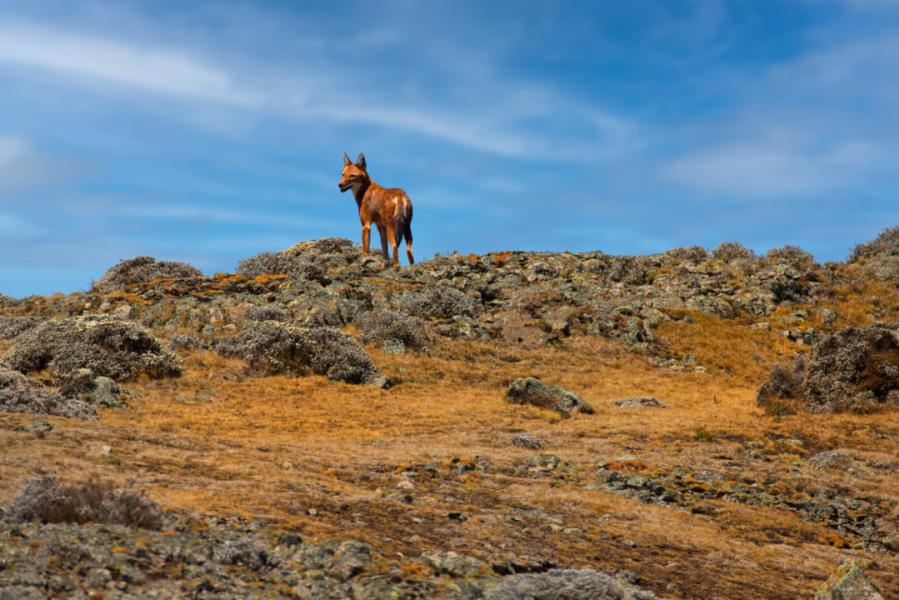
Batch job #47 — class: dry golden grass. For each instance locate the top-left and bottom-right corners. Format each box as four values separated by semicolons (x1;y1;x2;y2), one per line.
0;328;897;598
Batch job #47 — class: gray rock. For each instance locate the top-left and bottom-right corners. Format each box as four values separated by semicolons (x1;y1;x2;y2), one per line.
506;377;594;417
613;397;668;409
420;551;491;578
816;560;884;600
93;376;124;408
485;568;655;600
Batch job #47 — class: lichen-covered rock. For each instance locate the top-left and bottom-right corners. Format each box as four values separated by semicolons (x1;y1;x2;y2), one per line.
0;367;96;419
485;568;655;600
358;309;430;351
59;368;124;408
815;559;884;600
216;321;380;384
3;316;181;384
93;256;203;293
506;377;594;417
613;396;668;409
7;476;164;530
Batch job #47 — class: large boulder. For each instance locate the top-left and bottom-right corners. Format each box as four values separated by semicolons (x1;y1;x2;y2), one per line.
216;321;381;384
506;377;594;417
485;569;655;600
3;316;181;384
758;324;899;413
0;367;95;419
93;256;203;293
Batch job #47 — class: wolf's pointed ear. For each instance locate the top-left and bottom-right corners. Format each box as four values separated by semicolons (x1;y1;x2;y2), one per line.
343;152;352;167
355;153;366;171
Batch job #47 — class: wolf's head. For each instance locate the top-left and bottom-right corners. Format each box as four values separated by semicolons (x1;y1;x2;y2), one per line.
338;152;368;193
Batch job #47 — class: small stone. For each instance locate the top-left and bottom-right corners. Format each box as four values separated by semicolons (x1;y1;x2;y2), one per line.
511;433;544;450
25;419;53;434
614;397;668;409
396;480;415;490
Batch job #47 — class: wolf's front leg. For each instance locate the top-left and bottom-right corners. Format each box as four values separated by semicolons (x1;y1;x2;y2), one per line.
361;224;371;256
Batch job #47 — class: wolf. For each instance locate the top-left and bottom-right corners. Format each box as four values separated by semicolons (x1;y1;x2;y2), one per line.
338;152;414;267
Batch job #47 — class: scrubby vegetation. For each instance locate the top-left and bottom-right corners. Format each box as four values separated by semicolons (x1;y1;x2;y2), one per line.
93;256;203;293
8;476;164;529
216;321;381;384
3;316;181;384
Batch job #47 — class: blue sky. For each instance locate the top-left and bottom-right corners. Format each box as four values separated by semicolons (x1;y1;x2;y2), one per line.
1;1;897;297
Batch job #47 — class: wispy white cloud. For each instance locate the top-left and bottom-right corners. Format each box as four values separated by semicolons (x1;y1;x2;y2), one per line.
662;140;880;197
659;29;898;198
0;21;261;106
0;18;640;161
115;203;343;230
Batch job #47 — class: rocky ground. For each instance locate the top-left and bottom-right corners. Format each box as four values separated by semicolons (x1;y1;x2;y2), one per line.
0;227;897;598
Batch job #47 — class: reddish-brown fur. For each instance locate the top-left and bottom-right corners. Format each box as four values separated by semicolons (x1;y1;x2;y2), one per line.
338;152;414;267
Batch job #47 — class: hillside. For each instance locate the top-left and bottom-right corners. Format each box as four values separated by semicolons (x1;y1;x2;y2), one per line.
0;229;897;599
